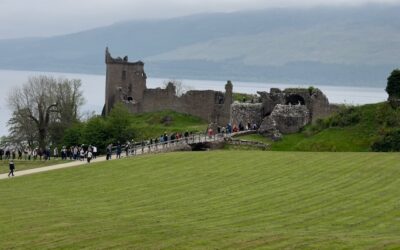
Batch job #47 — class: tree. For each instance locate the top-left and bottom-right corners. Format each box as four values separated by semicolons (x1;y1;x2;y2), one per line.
385;69;400;102
62;123;84;147
49;78;85;145
82;116;110;151
8;76;85;150
106;102;136;143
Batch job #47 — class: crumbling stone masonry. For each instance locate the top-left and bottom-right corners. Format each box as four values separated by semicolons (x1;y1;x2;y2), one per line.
231;103;263;128
232;88;334;139
104;49;334;137
104;48;232;126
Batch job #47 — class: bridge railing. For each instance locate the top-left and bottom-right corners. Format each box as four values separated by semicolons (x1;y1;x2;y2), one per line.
112;130;258;157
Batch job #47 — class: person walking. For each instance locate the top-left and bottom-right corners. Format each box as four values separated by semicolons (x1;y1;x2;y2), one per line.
87;151;93;164
106;144;112;160
116;143;122;159
92;145;97;159
53;147;59;159
8;160;15;177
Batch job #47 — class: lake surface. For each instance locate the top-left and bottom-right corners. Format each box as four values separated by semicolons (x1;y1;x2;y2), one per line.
0;69;387;137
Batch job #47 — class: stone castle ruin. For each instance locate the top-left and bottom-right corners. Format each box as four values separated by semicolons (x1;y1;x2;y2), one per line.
232;88;333;140
104;48;334;139
104;48;232;126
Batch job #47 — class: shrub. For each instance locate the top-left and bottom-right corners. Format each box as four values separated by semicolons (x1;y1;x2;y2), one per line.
385;69;400;99
371;129;400;152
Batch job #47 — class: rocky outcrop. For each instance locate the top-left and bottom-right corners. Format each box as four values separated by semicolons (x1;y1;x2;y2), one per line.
259;104;310;139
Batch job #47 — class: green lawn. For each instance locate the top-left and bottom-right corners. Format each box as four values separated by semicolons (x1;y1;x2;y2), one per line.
130;110;208;140
0;159;68;174
0;151;399;249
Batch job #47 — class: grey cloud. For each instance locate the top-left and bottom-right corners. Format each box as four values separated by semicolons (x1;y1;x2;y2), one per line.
0;0;399;39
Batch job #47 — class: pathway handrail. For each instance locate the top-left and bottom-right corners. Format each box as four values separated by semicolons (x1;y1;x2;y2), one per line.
112;130;257;157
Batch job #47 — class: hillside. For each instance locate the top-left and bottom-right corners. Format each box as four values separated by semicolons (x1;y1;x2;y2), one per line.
0;4;399;86
238;102;400;152
0;151;399;248
129;110;208;140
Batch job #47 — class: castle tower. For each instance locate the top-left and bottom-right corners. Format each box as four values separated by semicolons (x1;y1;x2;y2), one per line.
104;47;147;115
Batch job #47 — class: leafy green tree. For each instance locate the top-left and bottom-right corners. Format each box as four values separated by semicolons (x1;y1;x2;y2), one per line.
62;123;84;147
106;102;136;143
82;116;110;153
385;69;400;99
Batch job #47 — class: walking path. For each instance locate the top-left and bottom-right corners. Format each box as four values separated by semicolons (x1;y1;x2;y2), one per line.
0;156;108;180
0;131;258;180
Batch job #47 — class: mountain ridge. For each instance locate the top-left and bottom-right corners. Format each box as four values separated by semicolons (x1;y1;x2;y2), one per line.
0;4;399;87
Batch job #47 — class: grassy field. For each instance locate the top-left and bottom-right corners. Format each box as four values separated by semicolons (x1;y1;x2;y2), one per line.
130;110;208;140
0;159;68;174
0;151;399;249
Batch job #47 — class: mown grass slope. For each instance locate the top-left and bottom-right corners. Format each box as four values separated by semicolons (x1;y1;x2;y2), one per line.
0;151;399;249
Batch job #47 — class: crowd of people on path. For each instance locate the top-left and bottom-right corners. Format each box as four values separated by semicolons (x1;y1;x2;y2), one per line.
1;120;259;178
0;144;97;163
102;121;258;158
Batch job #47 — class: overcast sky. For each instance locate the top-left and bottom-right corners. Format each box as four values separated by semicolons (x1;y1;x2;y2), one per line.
0;0;399;39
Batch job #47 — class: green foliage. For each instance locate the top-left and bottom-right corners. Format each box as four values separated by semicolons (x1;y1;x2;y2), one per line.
82;116;110;150
236;102;400;152
308;86;315;95
232;92;258;103
371;129;400;152
106;103;136;143
1;151;400;248
309;105;362;131
385;69;400;98
62;123;84;147
61;107;207;150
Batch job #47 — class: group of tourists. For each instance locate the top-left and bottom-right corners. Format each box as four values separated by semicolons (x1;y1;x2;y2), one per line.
0;144;97;163
59;145;97;163
0;147;54;161
2;121;258;177
222;122;258;134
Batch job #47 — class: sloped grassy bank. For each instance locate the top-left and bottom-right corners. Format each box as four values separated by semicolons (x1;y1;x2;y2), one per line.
238;102;400;152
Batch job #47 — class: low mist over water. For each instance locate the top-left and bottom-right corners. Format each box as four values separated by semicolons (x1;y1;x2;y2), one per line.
0;69;387;137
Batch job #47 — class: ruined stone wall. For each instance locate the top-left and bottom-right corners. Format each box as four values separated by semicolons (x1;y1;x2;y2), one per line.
259;87;332;123
309;89;332;122
105;49;233;126
231;103;263;127
140;88;231;125
105;48;146;115
259;104;310;135
141;88;177;112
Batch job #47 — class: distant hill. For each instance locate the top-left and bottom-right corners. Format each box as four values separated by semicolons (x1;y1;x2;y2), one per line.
0;4;399;87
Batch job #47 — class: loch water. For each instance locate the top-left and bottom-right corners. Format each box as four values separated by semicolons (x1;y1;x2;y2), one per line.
0;69;387;136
